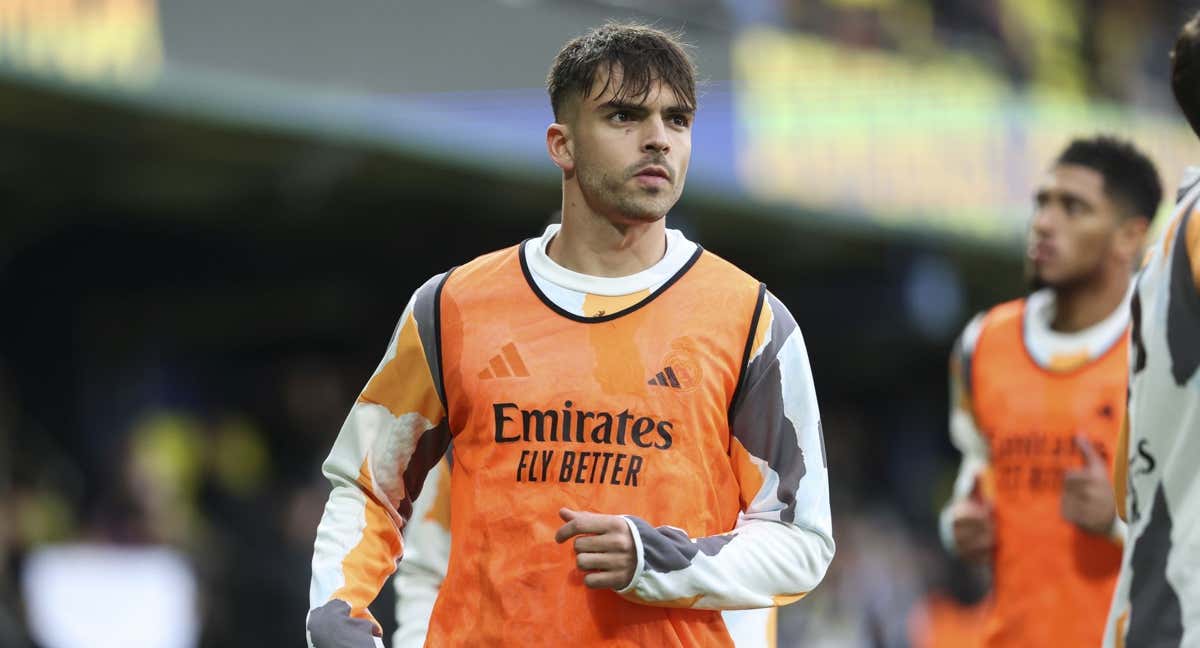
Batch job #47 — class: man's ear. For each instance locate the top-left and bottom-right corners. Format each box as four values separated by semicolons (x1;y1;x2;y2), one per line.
1117;215;1151;266
547;121;574;174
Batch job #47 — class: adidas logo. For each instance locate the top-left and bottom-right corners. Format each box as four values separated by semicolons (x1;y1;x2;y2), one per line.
479;342;529;380
647;366;683;389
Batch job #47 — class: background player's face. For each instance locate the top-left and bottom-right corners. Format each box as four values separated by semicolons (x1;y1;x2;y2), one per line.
567;67;693;223
1026;164;1123;289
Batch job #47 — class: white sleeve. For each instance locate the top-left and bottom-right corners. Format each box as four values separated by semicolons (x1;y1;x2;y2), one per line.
307;274;452;647
619;291;834;610
393;457;452;648
938;313;990;554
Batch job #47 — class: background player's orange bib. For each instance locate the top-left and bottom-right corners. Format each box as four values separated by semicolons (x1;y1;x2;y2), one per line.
971;299;1125;648
427;244;762;646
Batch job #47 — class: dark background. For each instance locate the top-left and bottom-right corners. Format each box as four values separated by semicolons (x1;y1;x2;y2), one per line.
2;1;1194;646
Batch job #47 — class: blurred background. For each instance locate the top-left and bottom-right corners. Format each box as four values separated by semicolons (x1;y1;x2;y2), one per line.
0;0;1197;646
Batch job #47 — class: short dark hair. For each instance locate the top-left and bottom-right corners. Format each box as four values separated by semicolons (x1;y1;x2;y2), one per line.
547;23;696;121
1172;11;1200;138
1055;136;1162;220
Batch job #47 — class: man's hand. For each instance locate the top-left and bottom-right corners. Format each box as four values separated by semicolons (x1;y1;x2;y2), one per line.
1062;434;1116;536
951;483;995;565
554;508;637;590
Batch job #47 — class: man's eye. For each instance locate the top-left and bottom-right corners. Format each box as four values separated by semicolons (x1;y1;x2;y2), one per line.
672;115;690;127
611;111;630;122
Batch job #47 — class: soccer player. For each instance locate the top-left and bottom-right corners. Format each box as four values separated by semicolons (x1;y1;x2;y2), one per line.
940;136;1161;647
391;456;779;647
306;23;833;647
1104;13;1200;647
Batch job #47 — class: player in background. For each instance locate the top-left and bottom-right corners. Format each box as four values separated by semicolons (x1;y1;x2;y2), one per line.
306;23;833;647
1104;12;1200;647
940;136;1160;647
392;456;780;647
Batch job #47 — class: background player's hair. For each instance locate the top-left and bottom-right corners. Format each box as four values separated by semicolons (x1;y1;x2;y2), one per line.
547;22;696;121
1172;11;1200;139
1056;136;1162;220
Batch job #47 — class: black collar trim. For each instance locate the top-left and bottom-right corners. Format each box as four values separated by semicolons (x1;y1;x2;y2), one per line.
517;240;705;324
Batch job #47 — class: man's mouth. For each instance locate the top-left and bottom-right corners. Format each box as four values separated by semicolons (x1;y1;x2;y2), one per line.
1029;241;1056;264
634;165;670;181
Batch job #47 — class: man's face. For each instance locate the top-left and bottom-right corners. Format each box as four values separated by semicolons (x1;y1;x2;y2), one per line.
565;67;693;224
1026;164;1123;289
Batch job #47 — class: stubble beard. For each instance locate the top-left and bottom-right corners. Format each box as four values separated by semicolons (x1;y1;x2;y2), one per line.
577;159;678;224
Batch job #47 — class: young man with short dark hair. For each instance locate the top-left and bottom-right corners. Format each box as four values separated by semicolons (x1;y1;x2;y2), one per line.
941;136;1160;647
306;24;833;647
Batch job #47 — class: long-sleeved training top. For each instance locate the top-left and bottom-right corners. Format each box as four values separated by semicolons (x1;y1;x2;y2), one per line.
307;225;834;647
1104;168;1200;648
940;285;1130;648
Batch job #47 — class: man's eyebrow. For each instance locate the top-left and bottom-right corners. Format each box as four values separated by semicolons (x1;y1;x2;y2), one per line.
1060;189;1093;207
596;100;695;114
1036;188;1092;207
597;100;648;112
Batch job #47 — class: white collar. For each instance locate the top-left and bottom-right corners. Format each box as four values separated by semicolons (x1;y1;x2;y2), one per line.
522;223;698;296
1022;285;1132;369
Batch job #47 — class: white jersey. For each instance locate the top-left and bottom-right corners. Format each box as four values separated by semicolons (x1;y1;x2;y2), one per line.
1105;168;1200;647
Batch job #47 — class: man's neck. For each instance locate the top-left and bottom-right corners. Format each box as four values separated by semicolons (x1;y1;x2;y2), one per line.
1051;270;1129;333
547;207;667;278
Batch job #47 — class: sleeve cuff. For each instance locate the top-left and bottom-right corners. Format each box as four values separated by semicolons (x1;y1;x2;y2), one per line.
938;503;959;555
617;515;646;594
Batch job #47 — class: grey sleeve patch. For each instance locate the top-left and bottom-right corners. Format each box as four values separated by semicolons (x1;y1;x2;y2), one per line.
1127;484;1184;646
307;599;378;648
398;419;452;522
730;292;805;524
695;533;737;557
1167;209;1200;385
629;516;737;574
412;271;451;409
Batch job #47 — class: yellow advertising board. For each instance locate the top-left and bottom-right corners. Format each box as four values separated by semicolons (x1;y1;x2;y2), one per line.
0;0;163;86
734;28;1196;242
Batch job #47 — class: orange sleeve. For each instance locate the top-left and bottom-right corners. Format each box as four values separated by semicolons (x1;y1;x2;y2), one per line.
1186;209;1200;290
310;273;451;638
1114;410;1130;523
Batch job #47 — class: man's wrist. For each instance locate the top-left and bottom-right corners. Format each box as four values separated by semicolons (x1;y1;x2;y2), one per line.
617;516;645;594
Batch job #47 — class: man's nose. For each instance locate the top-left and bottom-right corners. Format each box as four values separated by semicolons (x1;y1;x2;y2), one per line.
641;118;670;155
1031;205;1058;235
